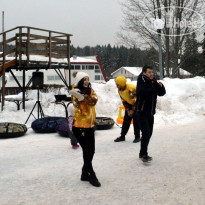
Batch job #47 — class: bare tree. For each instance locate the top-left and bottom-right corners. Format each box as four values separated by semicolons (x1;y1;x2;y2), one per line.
117;0;205;77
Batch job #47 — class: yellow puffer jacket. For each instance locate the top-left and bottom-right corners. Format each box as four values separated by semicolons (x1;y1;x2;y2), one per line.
118;84;137;111
115;76;136;111
71;87;98;128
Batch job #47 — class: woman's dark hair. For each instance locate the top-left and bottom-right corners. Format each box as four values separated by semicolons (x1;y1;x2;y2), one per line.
77;78;91;92
142;65;153;73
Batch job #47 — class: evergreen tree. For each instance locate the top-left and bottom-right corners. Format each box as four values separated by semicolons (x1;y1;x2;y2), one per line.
182;32;200;76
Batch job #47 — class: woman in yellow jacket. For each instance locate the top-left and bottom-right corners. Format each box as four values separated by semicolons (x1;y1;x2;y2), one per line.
69;71;101;187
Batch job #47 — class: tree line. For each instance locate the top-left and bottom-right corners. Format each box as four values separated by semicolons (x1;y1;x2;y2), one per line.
1;35;204;78
70;37;205;78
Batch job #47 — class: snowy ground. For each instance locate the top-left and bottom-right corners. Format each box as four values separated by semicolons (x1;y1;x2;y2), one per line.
0;77;205;205
0;118;205;205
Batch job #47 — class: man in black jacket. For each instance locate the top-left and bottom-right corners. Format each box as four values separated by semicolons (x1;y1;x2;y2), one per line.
136;65;166;162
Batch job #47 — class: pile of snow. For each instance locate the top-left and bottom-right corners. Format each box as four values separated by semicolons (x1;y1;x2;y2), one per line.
0;77;205;127
5;92;32;100
94;77;205;127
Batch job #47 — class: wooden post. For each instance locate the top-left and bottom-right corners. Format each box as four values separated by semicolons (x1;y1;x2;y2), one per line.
19;27;22;68
15;33;18;62
26;27;30;68
1;32;6;111
67;35;71;87
22;65;26;111
49;32;52;69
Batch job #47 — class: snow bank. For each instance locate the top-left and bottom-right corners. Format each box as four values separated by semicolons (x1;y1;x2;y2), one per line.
93;77;205;127
0;77;205;127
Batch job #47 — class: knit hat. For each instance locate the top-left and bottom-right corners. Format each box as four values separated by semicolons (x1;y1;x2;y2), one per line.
72;71;89;85
115;76;127;89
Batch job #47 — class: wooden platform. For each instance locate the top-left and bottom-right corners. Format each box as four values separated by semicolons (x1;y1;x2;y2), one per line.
0;26;72;111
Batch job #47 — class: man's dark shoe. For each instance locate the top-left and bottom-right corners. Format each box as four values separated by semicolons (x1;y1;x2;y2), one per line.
81;169;90;181
89;172;101;187
139;155;152;162
114;136;125;142
133;138;140;143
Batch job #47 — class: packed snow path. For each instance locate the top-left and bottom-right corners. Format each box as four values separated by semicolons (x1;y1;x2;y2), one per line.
1;118;204;205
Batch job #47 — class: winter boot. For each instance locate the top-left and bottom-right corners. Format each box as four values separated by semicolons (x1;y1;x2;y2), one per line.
114;136;125;142
139;155;152;162
81;169;90;181
89;172;101;187
133;137;140;143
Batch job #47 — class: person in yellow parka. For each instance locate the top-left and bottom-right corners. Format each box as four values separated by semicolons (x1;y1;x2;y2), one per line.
114;76;141;143
70;71;101;187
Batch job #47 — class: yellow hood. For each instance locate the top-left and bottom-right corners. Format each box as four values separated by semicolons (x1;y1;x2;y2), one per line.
115;76;126;89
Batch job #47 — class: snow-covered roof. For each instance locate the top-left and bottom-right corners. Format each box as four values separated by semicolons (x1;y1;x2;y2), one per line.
179;68;192;76
111;67;142;76
0;55;98;64
70;56;97;63
164;68;193;76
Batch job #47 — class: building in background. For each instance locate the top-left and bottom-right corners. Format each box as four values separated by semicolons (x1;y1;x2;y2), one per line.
68;55;107;84
112;66;193;80
111;67;142;81
3;55;107;95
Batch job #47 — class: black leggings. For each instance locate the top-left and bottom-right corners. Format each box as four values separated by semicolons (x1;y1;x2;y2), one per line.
72;127;95;174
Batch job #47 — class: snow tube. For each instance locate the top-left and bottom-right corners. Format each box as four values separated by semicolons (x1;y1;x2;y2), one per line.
96;117;114;130
56;121;70;137
31;117;67;133
0;122;27;138
56;117;73;137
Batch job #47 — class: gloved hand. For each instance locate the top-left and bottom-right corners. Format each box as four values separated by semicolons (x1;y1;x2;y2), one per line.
127;110;134;117
69;89;84;101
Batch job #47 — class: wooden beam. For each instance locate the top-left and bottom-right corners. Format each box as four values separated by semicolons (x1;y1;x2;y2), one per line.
51;41;67;45
1;33;6;110
19;27;22;68
27;27;30;67
6;48;16;55
51;53;67;59
0;36;16;46
51;37;67;43
67;35;71;87
22;50;49;56
0;59;16;72
0;26;72;37
52;45;67;52
49;32;52;69
15;34;18;62
21;42;48;49
30;34;49;40
5;36;16;44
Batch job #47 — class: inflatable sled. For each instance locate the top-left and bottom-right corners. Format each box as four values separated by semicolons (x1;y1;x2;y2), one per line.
56;117;73;137
0;122;27;138
95;117;114;130
31;117;67;133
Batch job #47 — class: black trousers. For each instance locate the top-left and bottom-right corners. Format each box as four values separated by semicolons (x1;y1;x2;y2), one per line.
72;127;95;174
138;114;154;156
121;110;141;138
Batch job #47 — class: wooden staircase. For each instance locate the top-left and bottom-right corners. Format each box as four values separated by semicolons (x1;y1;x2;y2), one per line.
0;59;16;76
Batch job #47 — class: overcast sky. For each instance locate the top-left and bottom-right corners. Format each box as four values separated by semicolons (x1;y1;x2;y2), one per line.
1;0;124;47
